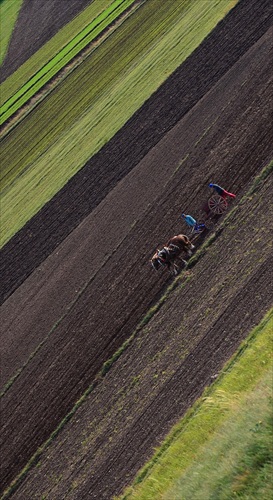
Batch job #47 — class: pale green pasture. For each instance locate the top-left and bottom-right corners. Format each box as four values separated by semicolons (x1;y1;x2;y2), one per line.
0;0;23;64
0;0;238;246
120;310;273;500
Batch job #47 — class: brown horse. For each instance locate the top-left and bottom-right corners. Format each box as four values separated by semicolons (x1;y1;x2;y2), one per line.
151;234;195;275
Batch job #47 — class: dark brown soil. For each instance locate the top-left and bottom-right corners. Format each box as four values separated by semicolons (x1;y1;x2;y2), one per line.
5;169;273;500
1;0;273;304
0;2;273;498
0;0;94;82
20;249;273;500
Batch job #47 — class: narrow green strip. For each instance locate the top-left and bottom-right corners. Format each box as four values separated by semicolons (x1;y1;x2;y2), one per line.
0;0;113;102
0;0;136;124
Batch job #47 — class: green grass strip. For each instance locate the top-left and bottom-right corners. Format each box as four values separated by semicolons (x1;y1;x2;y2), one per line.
0;0;112;102
0;0;238;247
119;309;273;500
0;0;23;64
0;0;136;124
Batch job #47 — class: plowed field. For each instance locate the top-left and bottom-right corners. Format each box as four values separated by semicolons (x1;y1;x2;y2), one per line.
1;1;273;498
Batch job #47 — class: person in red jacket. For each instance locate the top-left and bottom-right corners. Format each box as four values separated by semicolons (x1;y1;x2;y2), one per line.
209;183;236;199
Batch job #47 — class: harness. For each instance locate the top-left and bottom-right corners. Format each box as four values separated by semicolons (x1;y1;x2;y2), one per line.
168;243;180;255
157;247;170;265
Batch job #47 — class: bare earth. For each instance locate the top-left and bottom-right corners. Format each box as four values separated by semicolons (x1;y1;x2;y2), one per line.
0;1;273;498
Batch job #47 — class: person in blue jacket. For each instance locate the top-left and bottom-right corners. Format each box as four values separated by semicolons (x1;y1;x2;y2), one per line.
181;213;197;228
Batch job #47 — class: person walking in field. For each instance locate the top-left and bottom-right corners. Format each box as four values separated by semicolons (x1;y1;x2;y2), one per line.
209;183;236;199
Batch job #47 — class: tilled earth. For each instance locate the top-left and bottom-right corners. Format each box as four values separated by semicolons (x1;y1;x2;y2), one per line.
0;1;273;498
12;175;273;500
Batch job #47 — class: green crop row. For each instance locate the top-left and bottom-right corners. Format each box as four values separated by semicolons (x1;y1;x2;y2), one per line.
0;0;112;103
0;0;137;124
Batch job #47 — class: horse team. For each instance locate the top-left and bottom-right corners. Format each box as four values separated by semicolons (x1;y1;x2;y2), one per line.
151;234;194;276
151;182;236;276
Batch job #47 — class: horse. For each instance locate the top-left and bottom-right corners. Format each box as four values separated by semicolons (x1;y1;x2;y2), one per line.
151;234;195;275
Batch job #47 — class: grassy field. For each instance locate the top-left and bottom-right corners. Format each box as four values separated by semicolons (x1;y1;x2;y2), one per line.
120;309;273;500
0;0;137;123
0;0;23;64
0;0;237;247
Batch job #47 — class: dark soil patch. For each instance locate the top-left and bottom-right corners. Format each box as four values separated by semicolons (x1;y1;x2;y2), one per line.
0;0;94;82
1;0;273;304
0;23;272;495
